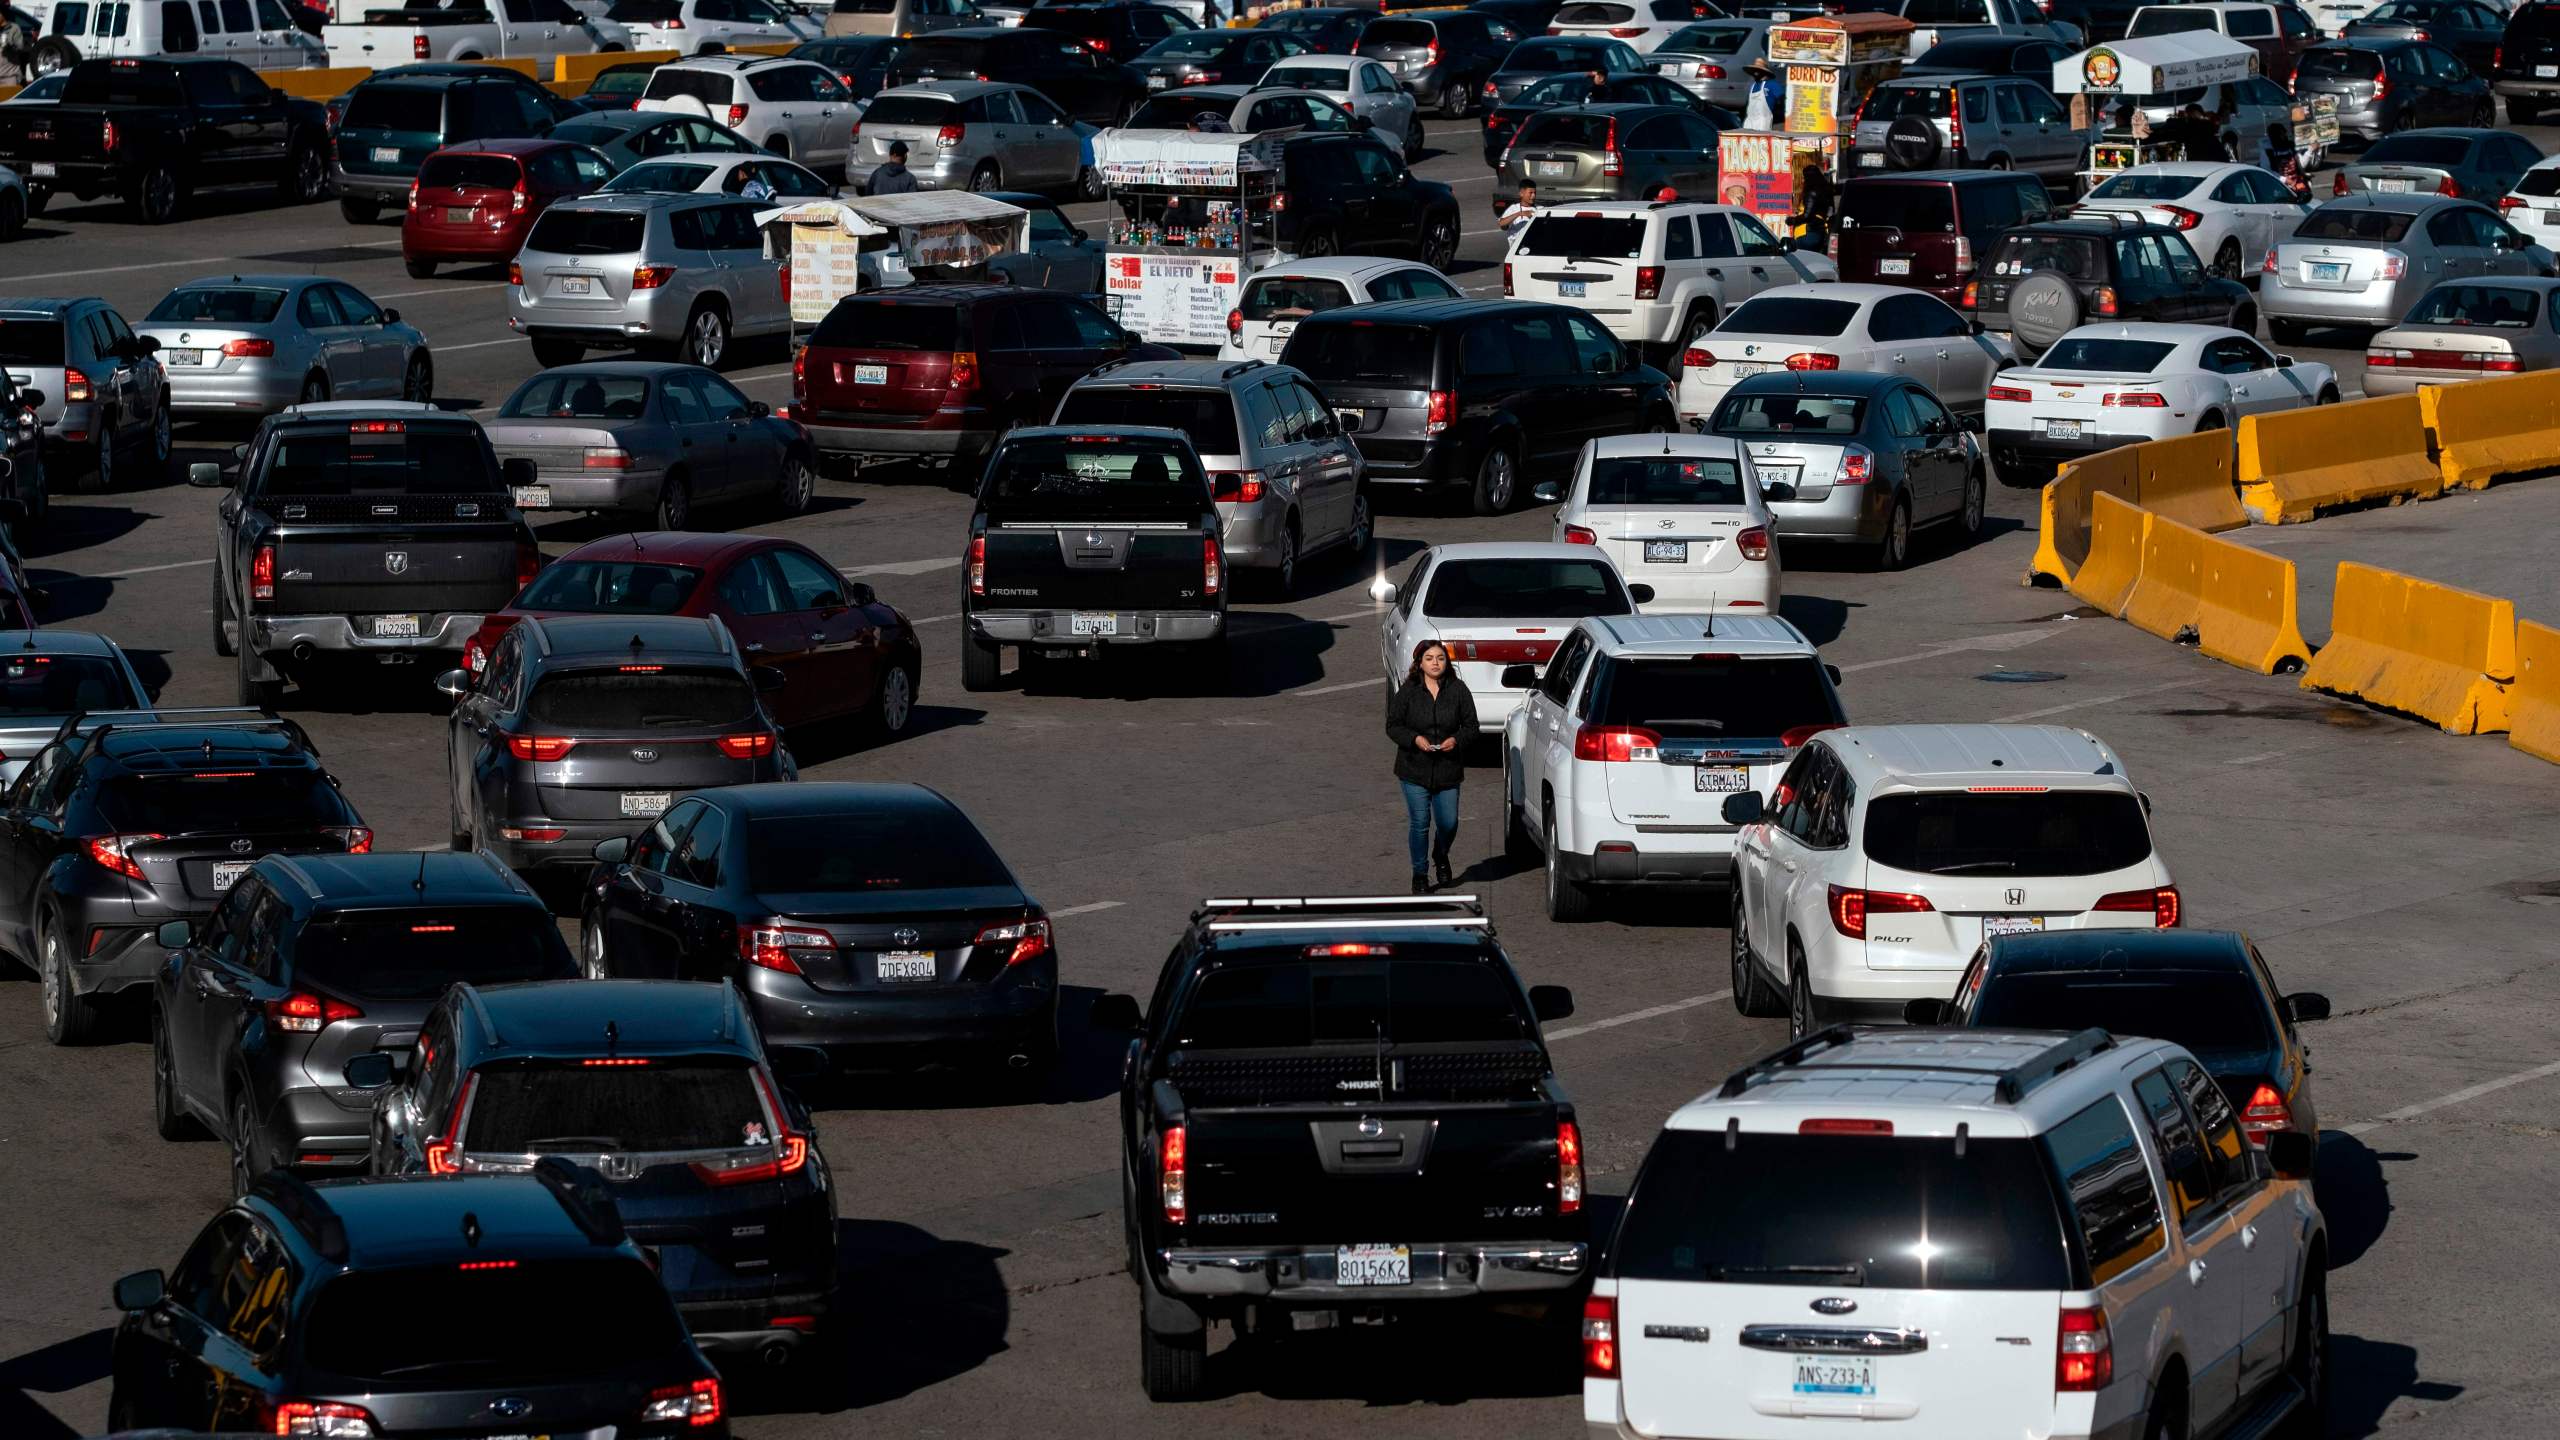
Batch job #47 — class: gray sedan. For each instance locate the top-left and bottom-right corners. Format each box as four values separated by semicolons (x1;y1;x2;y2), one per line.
1702;369;1987;572
135;276;433;416
2335;128;2544;205
2362;276;2560;393
482;361;820;527
2263;193;2553;345
549;110;770;174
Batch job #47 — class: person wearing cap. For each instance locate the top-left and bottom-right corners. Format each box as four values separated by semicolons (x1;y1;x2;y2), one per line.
1743;58;1782;131
866;140;920;196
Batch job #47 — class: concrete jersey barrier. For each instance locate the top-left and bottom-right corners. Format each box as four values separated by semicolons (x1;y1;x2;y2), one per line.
2422;369;2560;493
2510;620;2560;765
2065;490;2147;617
2237;392;2440;523
2132;429;2247;534
2026;445;2140;586
2195;530;2310;675
2301;561;2515;735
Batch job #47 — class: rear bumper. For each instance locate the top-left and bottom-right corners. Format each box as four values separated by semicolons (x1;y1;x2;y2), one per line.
1350;437;1462;487
484;817;649;870
685;1290;836;1353
249;611;484;658
1156;1240;1587;1300
1556;842;1734;885
162;366;306;415
260;1083;377;1166
1806;961;1964;1017
2260;279;2406;326
740;961;1058;1058
331;167;415;203
1987;428;2153;485
403;219;534;262
14;161;123;195
511;469;671;515
1770;484;1894;541
2496;79;2560;99
797;413;990;464
70;923;169;997
970;609;1224;647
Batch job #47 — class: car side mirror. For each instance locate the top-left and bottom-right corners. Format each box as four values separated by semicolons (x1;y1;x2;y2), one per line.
113;1270;166;1312
1528;983;1574;1022
1353;114;1373;130
187;462;229;488
157;919;194;950
754;664;788;692
749;399;772;417
2267;1129;2315;1180
381;308;401;325
592;835;631;865
2277;353;2296;367
1499;662;1538;689
344;1051;397;1090
1089;992;1142;1033
1069;227;1088;244
1825;663;1842;684
1903;997;1952;1025
434;668;471;699
1721;790;1765;825
2285;991;2332;1022
15;390;41;409
769;1043;830;1079
1628;582;1655;604
501;457;539;490
850;581;877;605
1961;411;1984;433
1530;481;1562;503
1368;578;1398;605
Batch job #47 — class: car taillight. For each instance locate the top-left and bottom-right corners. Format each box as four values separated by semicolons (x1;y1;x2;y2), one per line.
2378;251;2408;280
1563;523;1597;544
1953;234;1973;274
1426;388;1454;434
1682;347;1712;369
2158;204;2202;230
949;350;980;391
642;1376;724;1428
1786;352;1839;370
2437;174;2460;197
2334;171;2350;196
1828;884;1932;939
935;120;966;148
2262;246;2281;275
406;177;420;213
1502;261;1513;295
413;31;429;55
223;338;275;358
632;265;676;289
1703;62;1725;78
1582;1295;1618;1378
1960;278;1978;308
691;1065;811;1185
728;102;750;128
740;920;830;975
1988;384;2031;403
583;447;631;470
2102;390;2166;408
1227;307;1242;338
1161;1124;1187;1223
509;261;524;286
511;180;527;213
1203;536;1222;595
84;833;161;881
1209;470;1265;503
2094;884;2181;927
1272;188;1290;212
2057;1306;2112;1392
974;915;1052;966
2241;1081;2294;1138
1609;23;1644;34
250;543;276;602
1736;525;1769;561
1426;39;1440;62
1827;231;1839;260
269;1399;381;1436
2373;74;2388;101
424;1073;476;1175
1573;724;1662;762
967;534;986;597
1837;446;1873;483
327;99;344;135
266;991;364;1033
102;117;118;153
332;827;373;855
63;367;92;403
1779;722;1842;748
1634;264;1663;299
504;735;572;761
1556;1120;1583;1214
2501;195;2526;213
516;543;541;587
1483;78;1500;97
1602;119;1621;176
715;733;776;758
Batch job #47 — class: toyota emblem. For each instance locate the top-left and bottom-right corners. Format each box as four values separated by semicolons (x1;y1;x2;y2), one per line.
383;551;409;576
2004;887;2026;905
486;1399;532;1420
1810;1297;1858;1316
230;838;255;855
629;746;659;764
892;927;921;947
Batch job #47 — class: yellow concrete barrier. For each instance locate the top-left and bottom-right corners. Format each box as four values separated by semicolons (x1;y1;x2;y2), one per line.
2066;490;2147;617
259;66;376;98
2026;444;2140;586
2132;429;2246;534
2196;532;2311;675
557;48;678;82
2301;562;2515;734
2121;506;2209;643
730;41;797;54
2508;620;2560;764
2422;370;2560;492
0;84;21;102
2237;393;2440;523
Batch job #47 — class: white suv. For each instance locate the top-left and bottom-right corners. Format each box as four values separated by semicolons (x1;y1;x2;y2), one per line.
1726;724;2179;1036
1585;1026;2329;1440
637;55;859;171
1504;201;1837;362
1500;613;1845;922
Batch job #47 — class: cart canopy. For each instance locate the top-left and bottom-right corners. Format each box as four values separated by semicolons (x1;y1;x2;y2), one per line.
2054;32;2255;96
1095;129;1288;188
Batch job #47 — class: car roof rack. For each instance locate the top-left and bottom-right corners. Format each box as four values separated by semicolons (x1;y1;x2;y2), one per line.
1217;360;1268;381
531;1157;629;1248
1195;894;1492;933
53;706;316;756
1716;1025;2117;1105
250;1170;350;1263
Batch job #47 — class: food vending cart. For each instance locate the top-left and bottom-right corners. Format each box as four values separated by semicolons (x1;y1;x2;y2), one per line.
1095;128;1289;350
1717;13;1909;239
755;192;1032;339
2053;33;2305;189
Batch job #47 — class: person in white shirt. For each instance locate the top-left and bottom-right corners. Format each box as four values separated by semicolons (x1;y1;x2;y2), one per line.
1496;179;1538;239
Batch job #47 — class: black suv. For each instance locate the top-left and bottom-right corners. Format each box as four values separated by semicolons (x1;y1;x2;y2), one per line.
1354;8;1516;117
356;978;838;1363
2496;1;2560;122
439;613;793;872
332;69;586;225
1281;298;1679;513
150;850;578;1191
1272;131;1462;267
108;1167;732;1435
1019;3;1195;63
887;26;1147;124
0;710;368;1046
1968;217;2255;361
584;781;1059;1080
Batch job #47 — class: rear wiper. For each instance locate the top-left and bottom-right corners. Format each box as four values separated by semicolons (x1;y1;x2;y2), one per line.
640;714;704;727
526;1135;622;1150
1564;253;1622;266
1931;860;2018;874
1707;1263;1864;1284
1647;718;1728;731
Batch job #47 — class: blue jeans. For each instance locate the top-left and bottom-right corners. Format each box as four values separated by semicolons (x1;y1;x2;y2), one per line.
1400;781;1460;872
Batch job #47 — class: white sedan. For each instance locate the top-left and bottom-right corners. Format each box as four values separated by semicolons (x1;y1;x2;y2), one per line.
1534;433;1779;616
1677;282;2013;425
1983;322;2338;482
1371;542;1638;734
2074;160;2313;282
2364;276;2560;393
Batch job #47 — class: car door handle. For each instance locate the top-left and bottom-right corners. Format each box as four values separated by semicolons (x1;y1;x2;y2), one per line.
2188;1259;2209;1285
2240;1223;2259;1250
808;632;828;642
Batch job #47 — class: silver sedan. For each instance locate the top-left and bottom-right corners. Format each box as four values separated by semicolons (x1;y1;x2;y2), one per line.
482;360;820;527
135;276;433;416
2362;276;2560;393
2262;194;2553;346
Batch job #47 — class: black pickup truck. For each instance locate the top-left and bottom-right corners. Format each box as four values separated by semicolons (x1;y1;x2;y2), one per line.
1090;894;1587;1402
958;424;1228;692
192;403;541;707
0;58;330;225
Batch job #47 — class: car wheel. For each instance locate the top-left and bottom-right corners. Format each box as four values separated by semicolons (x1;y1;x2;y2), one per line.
1958;464;1986;542
129;165;182;224
2141;1382;2189;1440
2317;385;2340;406
1419;212;1457;270
869;660;916;736
1786;940;1817;1040
1544;816;1593;923
1730;895;1784;1017
403;355;433;405
2268;317;2311;347
683;305;729;368
39;916;100;1046
767;135;792;158
404;254;437;281
1679;306;1717;356
775;449;816;516
2474;98;2495;126
969;161;1001;193
582;914;611;980
211;566;236;657
1871;492;1911;571
2213;239;2244;281
228;1089;266;1199
338;196;379;225
1078;165;1106;202
79;419;113;494
0;189;21;244
2196;411;2225;433
1439;79;1472;119
281;138;327;204
1271;517;1301;597
1404;118;1425;163
29;36;78;76
147;403;171;478
1341;487;1372;564
655;470;692;530
1138;1298;1208;1402
153;1010;201;1140
300;373;329;407
1298;226;1338;258
1471;443;1517;516
532;337;584;368
1503;757;1540;862
2286;1268;2329;1438
960;625;1002;692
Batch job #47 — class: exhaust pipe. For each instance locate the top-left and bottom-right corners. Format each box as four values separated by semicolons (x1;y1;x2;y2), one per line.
757;1339;795;1370
290;640;318;664
1005;1052;1031;1069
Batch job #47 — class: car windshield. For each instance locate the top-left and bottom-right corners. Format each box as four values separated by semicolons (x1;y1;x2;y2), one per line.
1713;391;1866;434
145;287;289;325
1589;655;1840;739
263;430;499;496
1176;959;1533;1048
462;1059;768;1154
61;64;185;106
1612;1130;2073;1290
291;909;576;1000
2295;47;2382;79
96;770;354;834
1973;971;2279;1058
2401;283;2543;328
1052;389;1243;455
2086;170;2205;201
811;299;961;350
1719;295;1858;336
1281;321;1436;384
1584;454;1748;505
303;1261;694;1385
502;372;653;418
983;436;1209;517
1422;557;1632;619
1144;29;1238;53
0;655;139;717
745;810;1013;891
2036;337;2178;371
418;153;524;189
1517;214;1647;258
525;669;757;729
2291;206;2415;243
1841;183;1954;231
1659;23;1750;54
603;160;717;192
1863;790;2154;877
341;84;444;133
2363;134;2470;166
513;560;705;613
0;318;66;366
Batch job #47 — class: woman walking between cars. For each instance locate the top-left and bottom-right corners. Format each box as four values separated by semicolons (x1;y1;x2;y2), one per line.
1386;640;1476;894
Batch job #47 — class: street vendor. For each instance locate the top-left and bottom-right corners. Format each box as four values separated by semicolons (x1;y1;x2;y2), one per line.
866;141;921;197
1789;161;1836;249
1743;59;1783;131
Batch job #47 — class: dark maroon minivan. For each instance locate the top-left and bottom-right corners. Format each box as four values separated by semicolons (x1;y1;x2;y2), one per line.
1830;169;2054;306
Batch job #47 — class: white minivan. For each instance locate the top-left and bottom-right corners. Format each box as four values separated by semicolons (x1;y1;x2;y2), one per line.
31;0;325;69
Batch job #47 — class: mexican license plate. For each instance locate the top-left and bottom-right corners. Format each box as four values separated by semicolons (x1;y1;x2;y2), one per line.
445;205;474;222
1070;612;1118;636
1561;279;1587;297
2541;64;2558;76
855;363;887;384
1694;764;1748;792
30;161;55;177
166;349;204;366
514;484;551;508
1758;463;1800;491
877;951;935;981
1879;257;1911;275
2375;177;2413;193
372;614;421;639
1985;914;2045;936
2044;419;2082;440
560;275;594;295
2310;261;2345;282
1534;160;1571;178
372;146;399;162
212;860;252;892
1643;539;1688;562
1335;1244;1411;1286
1147;73;1169;87
622;791;670;817
1793;1355;1875;1396
1859;150;1884;167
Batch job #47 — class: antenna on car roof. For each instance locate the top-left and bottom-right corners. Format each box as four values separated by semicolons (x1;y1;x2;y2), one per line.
18;631;35;651
628;531;643;552
415;854;428;894
1705;594;1716;639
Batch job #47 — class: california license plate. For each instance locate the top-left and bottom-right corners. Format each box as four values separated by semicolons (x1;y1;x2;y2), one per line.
1694;764;1748;792
1985;914;2045;936
2044;419;2082;440
622;791;670;817
1643;539;1688;562
1070;612;1118;637
2541;64;2558;76
445;205;474;222
1879;257;1912;275
372;146;399;162
372;614;422;639
30;161;55;177
166;349;203;366
1147;73;1168;87
212;860;252;891
514;484;550;508
877;951;935;981
2375;177;2413;193
1561;279;1587;297
1859;150;1884;167
561;275;594;295
1335;1244;1411;1286
1793;1355;1875;1396
854;363;887;384
2310;261;2345;281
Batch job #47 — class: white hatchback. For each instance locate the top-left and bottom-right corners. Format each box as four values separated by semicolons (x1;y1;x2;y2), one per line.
1548;0;1705;53
1370;541;1637;736
1537;432;1778;615
1678;283;2012;425
637;55;858;170
1218;256;1460;361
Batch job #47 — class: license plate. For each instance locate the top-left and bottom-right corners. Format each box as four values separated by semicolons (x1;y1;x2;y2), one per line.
1643;539;1688;562
2310;261;2345;281
1985;914;2045;936
30;161;55;177
1726;362;1769;377
1533;160;1572;178
1757;463;1800;490
443;206;475;224
372;614;421;639
212;860;252;892
1071;612;1118;636
560;275;594;295
622;791;671;817
2539;63;2555;76
1694;764;1748;792
1147;73;1168;87
372;146;399;162
1859;150;1884;167
1793;1355;1875;1396
1879;257;1912;275
514;484;551;508
166;349;204;366
1335;407;1364;427
1335;1244;1411;1286
2044;419;2083;440
855;363;887;384
1561;279;1587;297
877;951;935;981
2375;178;2414;193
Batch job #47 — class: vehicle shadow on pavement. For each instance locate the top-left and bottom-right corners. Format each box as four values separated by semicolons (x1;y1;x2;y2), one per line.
24;568;114;624
727;1220;1012;1417
802;986;1124;1110
782;702;987;768
17;499;150;561
0;1326;111;1440
2315;1132;2399;1270
1223;1301;1582;1405
2325;1333;2459;1437
33;192;340;232
1778;593;1856;646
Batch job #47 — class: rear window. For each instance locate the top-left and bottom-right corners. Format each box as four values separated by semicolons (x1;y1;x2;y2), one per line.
1421;557;1631;619
303;1261;692;1385
2295;47;2381;79
262;430;499;496
340;84;445;134
643;69;734;104
1517;214;1648;258
1711;391;1865;433
462;1058;767;1154
1516;111;1614;149
861;93;958;125
811;297;962;351
1359;17;1437;44
146;287;288;325
1128;93;1229;126
1280;321;1437;385
1256;67;1351;91
1505;40;1618;69
1176;959;1534;1049
745;810;1012;891
1554;1;1635;20
0;318;66;367
524;669;757;729
501;371;651;419
900;34;999;67
1718;295;1858;336
1241;275;1353;320
2127;7;2217;32
1053;388;1243;453
2291;205;2414;243
2363;134;2470;167
983;436;1210;517
1864;84;1950;120
1862;790;2153;877
1991;232;2103;281
2084;170;2203;202
61;64;184;105
2035;337;2178;371
1841;182;1954;232
2403;283;2543;328
589;67;654;97
603;161;718;193
1659;22;1750;53
0;655;139;717
418;152;525;190
2515;166;2560;198
1585;453;1747;506
512;560;705;613
291;909;576;1001
1613;1130;2073;1290
1588;655;1841;740
1144;29;1236;53
526;208;648;255
96;770;354;834
1973;972;2279;1059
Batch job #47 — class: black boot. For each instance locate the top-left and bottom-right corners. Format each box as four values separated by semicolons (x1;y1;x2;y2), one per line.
1412;870;1431;895
1433;854;1455;891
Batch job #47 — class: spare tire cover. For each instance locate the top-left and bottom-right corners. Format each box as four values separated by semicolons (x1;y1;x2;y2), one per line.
1884;115;1941;171
2008;270;2084;359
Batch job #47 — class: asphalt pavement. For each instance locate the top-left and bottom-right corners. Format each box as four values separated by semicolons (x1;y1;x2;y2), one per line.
4;114;2559;1437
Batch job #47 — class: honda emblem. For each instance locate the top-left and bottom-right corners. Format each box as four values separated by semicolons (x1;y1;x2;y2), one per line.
2004;887;2026;905
383;551;409;576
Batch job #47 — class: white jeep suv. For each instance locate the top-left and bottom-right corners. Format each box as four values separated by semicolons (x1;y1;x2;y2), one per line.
1725;723;2179;1034
1505;201;1838;362
1584;1026;2330;1440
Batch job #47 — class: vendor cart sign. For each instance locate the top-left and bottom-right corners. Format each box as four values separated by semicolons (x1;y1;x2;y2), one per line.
1106;252;1243;348
2081;47;2122;90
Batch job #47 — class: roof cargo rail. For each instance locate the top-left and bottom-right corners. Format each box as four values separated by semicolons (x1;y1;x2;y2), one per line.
1193;894;1492;933
1717;1025;2118;1104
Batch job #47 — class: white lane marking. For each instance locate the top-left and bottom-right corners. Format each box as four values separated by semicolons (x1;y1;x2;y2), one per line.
1993;676;2204;723
1546;989;1732;1042
914;612;958;625
1051;900;1123;918
1291;677;1381;698
865;555;958;576
432;337;531;353
100;557;215;578
7;240;403;284
1840;625;2061;674
1323;606;1383;622
2338;1057;2560;1136
371;285;495;301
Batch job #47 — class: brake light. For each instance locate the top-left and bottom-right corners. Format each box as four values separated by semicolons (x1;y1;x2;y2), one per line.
250;544;276;602
1563;524;1597;545
2378;251;2408;280
100;117;118;155
1634;265;1663;300
1828;884;1932;939
583;447;632;470
2094;884;2181;927
642;1376;724;1428
2158;204;2202;230
223;338;275;358
1953;234;1973;275
1161;1124;1187;1223
1703;62;1725;78
2057;1306;2112;1391
1987;384;2032;403
63;367;92;403
1582;1295;1618;1378
1426;39;1440;62
1960;279;1978;309
511;179;527;214
1209;470;1266;503
1800;1117;1894;1135
266;991;363;1033
1946;98;1962;152
2437;174;2461;197
509;261;524;286
693;1066;809;1187
2102;391;2166;408
413;30;429;55
406;177;420;213
2262;247;2279;275
950;350;980;392
424;1073;476;1175
1426;388;1454;435
350;420;405;434
974;915;1052;966
84;834;161;881
1203;536;1223;596
1602;119;1621;176
2240;1081;2295;1139
2501;195;2526;213
715;733;776;758
726;102;750;129
1779;722;1842;748
1827;231;1839;260
516;543;540;587
1502;261;1513;295
1736;525;1770;561
1573;724;1662;762
333;827;373;855
465;638;489;673
1609;23;1644;34
1484;78;1500;98
269;1398;381;1436
2334;171;2350;196
934;120;967;148
505;735;572;761
632;265;676;289
967;534;986;597
1556;1120;1583;1213
1272;189;1290;212
1683;347;1712;369
740;920;829;975
1837;446;1873;484
1785;352;1839;370
1227;307;1242;338
2092;285;2118;317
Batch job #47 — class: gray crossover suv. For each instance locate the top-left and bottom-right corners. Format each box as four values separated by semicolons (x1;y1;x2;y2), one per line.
507;193;791;370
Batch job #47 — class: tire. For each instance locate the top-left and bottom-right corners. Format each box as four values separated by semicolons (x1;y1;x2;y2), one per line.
1503;755;1540;863
2286;1269;2329;1439
1297;225;1338;258
775;449;816;516
2212;239;2244;281
1340;487;1372;565
1438;77;1472;119
655;470;693;530
2268;317;2311;347
1730;895;1783;1017
2513;97;2543;125
959;625;1002;691
29;36;79;76
1957;464;1985;543
582;913;611;979
75;419;113;494
681;304;730;368
2008;270;2084;357
1786;940;1818;1040
968;162;1000;193
532;336;585;368
2317;386;2340;406
1270;516;1301;597
152;1010;201;1140
2141;1382;2188;1440
2474;98;2495;127
1138;1300;1208;1402
146;402;171;481
2196;412;2225;433
402;355;433;406
1543;816;1593;923
39;915;101;1046
1871;492;1912;571
767;136;791;158
279;138;328;204
1404;119;1425;163
1984;152;2013;171
869;661;916;736
211;565;236;657
1078;165;1106;202
228;1089;266;1199
1471;443;1517;516
1883;114;1940;170
0;189;21;244
339;196;379;226
405;256;438;280
1678;305;1717;361
1418;211;1457;271
237;637;283;710
300;373;329;407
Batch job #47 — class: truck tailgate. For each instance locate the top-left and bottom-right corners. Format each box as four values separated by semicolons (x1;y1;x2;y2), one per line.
981;524;1212;613
0;106;112;168
273;518;526;617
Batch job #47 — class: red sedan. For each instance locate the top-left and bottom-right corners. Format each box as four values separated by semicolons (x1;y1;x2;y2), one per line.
401;138;617;281
461;532;923;737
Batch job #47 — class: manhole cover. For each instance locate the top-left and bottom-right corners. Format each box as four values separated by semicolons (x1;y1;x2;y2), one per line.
1977;670;2066;683
247;247;391;265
